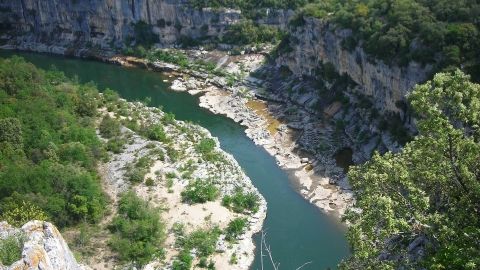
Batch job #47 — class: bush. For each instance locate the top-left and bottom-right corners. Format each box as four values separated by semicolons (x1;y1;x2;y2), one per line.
109;191;165;266
106;137;126;153
145;124;169;143
222;188;260;213
127;167;147;183
145;178;155;186
181;180;219;204
0;235;24;265
132;21;159;48
178;228;221;257
172;250;193;270
0;201;48;227
99;115;121;138
225;218;247;241
222;20;283;45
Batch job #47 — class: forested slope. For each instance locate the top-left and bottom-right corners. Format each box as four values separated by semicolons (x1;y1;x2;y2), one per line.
342;70;480;269
0;57;107;228
295;0;480;80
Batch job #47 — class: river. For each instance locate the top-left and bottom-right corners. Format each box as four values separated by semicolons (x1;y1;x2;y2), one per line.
1;51;350;270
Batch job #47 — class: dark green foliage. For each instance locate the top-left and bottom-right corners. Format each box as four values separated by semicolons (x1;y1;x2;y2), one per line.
181;179;219;204
172;250;193;270
99;115;121;138
295;0;480;78
222;188;260;213
0;57;106;228
195;138;215;155
147;50;190;68
222;20;284;45
178;228;221;257
342;70;480;269
225;217;247;241
106;137;126;153
145;124;169;143
109;191;165;267
132;21;159;48
162;112;176;125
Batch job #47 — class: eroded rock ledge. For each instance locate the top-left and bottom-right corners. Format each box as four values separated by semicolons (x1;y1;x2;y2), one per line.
0;221;90;270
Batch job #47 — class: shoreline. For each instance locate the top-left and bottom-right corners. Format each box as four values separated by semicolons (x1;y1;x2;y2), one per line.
95;101;267;269
0;45;354;218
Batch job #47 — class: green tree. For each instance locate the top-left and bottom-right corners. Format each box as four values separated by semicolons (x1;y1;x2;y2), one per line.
342;70;480;269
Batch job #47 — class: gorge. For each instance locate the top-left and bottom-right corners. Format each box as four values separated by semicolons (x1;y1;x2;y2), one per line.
1;0;479;269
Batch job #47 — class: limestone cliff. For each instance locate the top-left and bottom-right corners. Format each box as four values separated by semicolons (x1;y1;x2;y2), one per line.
0;0;240;54
276;17;433;113
0;221;90;270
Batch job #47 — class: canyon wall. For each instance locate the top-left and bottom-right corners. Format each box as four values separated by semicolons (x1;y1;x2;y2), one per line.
0;0;241;54
277;18;433;113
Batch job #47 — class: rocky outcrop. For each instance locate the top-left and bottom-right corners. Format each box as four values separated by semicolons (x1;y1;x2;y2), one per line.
0;0;241;54
0;221;90;270
277;17;433;113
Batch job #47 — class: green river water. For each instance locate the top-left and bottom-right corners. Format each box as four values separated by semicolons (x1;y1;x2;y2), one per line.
1;51;350;270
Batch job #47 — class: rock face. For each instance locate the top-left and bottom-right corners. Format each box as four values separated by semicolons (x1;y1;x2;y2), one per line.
0;221;90;270
277;18;433;112
0;0;240;53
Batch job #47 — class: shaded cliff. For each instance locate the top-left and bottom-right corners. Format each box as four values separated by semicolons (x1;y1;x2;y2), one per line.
0;0;241;54
276;17;433;113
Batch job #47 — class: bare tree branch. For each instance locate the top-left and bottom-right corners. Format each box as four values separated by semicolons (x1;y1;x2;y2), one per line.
295;261;312;270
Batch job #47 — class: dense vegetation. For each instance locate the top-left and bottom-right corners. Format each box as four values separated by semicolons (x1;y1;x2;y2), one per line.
342;70;480;269
0;235;24;265
221;20;284;45
109;191;166;267
295;0;480;80
222;188;260;213
0;57;106;228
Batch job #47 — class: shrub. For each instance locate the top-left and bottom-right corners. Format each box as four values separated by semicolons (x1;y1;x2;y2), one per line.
132;21;159;48
106;137;126;153
181;180;219;204
177;227;221;257
145;124;169;142
127;167;147;183
145;178;155;186
222;188;260;213
0;235;24;265
172;250;193;270
162;112;176;125
109;192;165;266
225;217;248;241
99;115;121;138
0;201;48;227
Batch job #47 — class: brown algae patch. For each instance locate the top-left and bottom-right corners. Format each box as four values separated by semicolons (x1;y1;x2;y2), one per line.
246;100;281;135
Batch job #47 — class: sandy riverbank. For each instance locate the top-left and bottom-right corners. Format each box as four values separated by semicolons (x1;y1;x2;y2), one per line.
103;51;354;217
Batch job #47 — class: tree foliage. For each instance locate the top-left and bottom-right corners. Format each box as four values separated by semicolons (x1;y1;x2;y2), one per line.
342;70;480;269
108;191;166;267
295;0;480;80
0;56;106;228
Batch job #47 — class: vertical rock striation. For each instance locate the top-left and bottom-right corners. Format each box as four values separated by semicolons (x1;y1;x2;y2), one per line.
0;0;241;53
277;18;433;113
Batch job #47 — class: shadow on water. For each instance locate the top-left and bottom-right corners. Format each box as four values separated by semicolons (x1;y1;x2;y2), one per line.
1;50;350;269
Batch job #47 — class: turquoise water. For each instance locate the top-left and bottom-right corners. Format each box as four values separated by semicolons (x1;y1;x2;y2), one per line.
1;51;350;269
